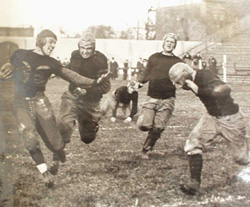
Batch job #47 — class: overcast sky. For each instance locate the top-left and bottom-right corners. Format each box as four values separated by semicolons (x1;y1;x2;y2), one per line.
1;0;201;34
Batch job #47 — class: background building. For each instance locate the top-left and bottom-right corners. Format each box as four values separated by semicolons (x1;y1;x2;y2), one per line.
154;0;250;41
0;27;34;37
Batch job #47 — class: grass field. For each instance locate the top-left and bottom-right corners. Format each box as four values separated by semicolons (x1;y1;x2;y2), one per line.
2;77;250;207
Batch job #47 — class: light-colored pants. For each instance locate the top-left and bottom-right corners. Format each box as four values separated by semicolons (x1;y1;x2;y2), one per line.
185;111;249;164
137;97;175;131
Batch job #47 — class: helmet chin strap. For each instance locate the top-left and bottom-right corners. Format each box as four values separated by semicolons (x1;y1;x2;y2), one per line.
40;39;47;56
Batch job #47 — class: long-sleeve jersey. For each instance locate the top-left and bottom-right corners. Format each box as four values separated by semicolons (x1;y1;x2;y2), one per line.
114;86;138;118
68;50;111;102
138;52;182;99
194;70;239;116
10;49;95;97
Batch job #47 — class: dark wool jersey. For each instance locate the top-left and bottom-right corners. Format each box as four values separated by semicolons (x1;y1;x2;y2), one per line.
194;70;239;116
138;52;182;99
68;50;109;102
11;49;63;97
114;86;138;118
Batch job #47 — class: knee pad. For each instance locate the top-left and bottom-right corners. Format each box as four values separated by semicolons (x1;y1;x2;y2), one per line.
136;114;151;131
59;121;74;143
25;138;40;152
81;136;96;144
234;154;250;166
139;126;150;132
23;129;40;151
28;147;45;165
80;122;99;144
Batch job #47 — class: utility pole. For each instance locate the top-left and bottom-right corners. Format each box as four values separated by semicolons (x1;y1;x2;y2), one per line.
137;21;139;40
146;6;156;40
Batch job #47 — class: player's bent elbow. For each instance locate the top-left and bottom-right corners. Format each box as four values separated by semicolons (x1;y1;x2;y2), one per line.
212;84;231;98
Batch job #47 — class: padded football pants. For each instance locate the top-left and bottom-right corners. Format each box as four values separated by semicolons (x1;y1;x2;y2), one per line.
58;91;101;144
14;92;65;155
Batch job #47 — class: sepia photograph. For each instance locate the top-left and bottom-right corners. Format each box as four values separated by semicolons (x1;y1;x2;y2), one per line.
1;0;250;206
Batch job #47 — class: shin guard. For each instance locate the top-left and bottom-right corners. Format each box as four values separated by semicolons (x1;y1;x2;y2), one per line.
29;148;45;166
188;154;203;184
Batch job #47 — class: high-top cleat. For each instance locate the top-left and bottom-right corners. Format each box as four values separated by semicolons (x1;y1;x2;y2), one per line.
180;179;200;195
42;171;54;188
49;160;59;175
141;149;150;159
180;154;203;195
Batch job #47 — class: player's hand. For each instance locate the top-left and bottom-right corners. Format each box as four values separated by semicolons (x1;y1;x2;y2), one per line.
97;72;112;84
124;117;132;123
0;63;14;80
110;117;116;122
185;80;198;94
73;87;87;97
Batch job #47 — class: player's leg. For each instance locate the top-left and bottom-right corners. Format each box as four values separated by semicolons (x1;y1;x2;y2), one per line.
109;92;119;121
79;119;99;144
218;112;249;165
142;127;163;153
58;92;78;144
101;93;113;116
141;98;174;156
181;113;218;195
137;97;156;132
35;95;66;170
36;117;66;176
35;95;65;151
149;98;175;152
217;112;250;182
137;98;157;158
14;98;53;188
45;92;78;175
122;103;130;118
78;102;101;144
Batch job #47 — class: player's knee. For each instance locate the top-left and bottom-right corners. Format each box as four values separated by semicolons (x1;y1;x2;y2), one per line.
52;139;65;152
81;135;96;144
80;122;99;144
22;129;40;151
136;113;153;131
59;120;71;132
234;155;250;166
58;121;74;143
25;138;40;152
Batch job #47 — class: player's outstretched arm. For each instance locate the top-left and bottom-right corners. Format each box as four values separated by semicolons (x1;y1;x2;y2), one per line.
60;67;95;88
85;72;112;95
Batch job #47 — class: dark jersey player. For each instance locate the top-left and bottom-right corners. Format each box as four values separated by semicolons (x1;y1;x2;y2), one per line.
58;32;111;154
137;33;183;158
102;81;141;123
169;62;250;195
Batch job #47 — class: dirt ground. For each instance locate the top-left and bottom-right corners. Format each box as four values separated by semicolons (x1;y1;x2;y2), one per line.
1;77;250;207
